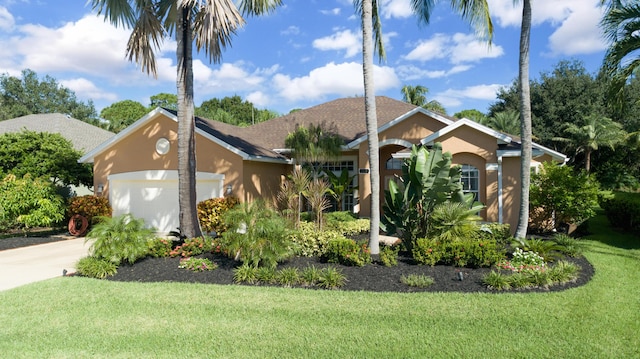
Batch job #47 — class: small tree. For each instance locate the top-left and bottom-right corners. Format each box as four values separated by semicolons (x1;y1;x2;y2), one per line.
0;174;66;231
284;123;343;179
529;162;601;233
323;168;357;211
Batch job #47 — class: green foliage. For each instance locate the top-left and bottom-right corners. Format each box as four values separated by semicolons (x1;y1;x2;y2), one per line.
483;271;511;290
381;143;482;250
454;109;488;123
221;201;293;269
170;237;214;258
86;214;155;265
497;248;546;272
75;256;118;279
288;222;346;257
428;201;484;241
255;267;276;284
478;223;512;247
67;195;112;223
196;95;277;126
317;266;346;289
413;237;504;268
511;238;563;262
300;265;322;286
0;130;93;187
0;69;97;121
322;239;371;267
600;192;640;232
483;260;580;290
100;100;148;133
324;216;370;236
275;268;301;287
284;123;343;177
178;257;217;272
149;93;177;110
233;264;257;284
147;238;172;258
551;233;585;257
379;244;400;267
412;238;444;266
323;168;357;211
0;174;65;231
400;274;434;288
197;196;239;236
529;162;601;232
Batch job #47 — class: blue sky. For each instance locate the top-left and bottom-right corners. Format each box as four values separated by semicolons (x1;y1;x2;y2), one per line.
0;0;608;116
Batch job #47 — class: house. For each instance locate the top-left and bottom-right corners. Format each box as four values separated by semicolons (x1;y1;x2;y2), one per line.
0;113;115;195
79;96;566;234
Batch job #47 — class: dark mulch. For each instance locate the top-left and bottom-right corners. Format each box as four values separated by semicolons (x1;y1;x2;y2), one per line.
0;233;71;251
106;252;595;294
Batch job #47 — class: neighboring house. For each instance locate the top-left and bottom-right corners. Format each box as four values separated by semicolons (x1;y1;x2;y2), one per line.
0;113;115;195
79;96;566;234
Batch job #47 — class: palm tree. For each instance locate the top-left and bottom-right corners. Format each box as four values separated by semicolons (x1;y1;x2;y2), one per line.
554;114;626;172
600;1;640;105
90;0;282;238
487;110;520;136
284;123;343;179
354;0;493;254
401;84;447;114
514;0;532;240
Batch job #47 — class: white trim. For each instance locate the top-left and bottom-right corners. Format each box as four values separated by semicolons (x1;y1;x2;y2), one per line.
486;163;498;171
345;107;453;149
498;155;503;224
421;118;512;146
378;138;413;148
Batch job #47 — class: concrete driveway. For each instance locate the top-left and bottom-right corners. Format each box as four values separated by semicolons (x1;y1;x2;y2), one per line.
0;237;91;291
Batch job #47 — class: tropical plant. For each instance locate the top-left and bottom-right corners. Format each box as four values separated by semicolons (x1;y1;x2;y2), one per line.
277;167;311;228
400;274;434;288
353;0;494;256
306;178;331;230
553;114;626;172
197;196;239;236
401;85;447;114
86;214;156;265
380;143;480;250
323;168;357;212
284;123;343;179
0;174;66;231
91;0;283;238
67;195;112;224
322;239;372;267
487;110;520;136
428;201;484;241
221;201;293;269
75;256;118;279
600;0;640;106
275;267;301;287
529;162;601;232
178;257;217;272
317;266;346;289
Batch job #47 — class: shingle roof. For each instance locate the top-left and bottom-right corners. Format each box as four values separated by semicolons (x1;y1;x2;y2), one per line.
0;113;115;154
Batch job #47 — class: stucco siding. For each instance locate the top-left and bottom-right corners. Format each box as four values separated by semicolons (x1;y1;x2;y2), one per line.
242;161;291;204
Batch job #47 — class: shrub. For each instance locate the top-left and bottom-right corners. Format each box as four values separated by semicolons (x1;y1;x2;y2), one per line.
496;248;546;273
288;222;346;257
221;201;293;269
511;238;562;262
483;271;511;290
67;195;111;224
301;265;322;286
147;238;172;258
412;238;444;266
317;267;346;289
552;233;585;257
326;218;371;236
86;214;155;265
256;267;276;284
600;192;640;232
379;244;400;267
178;257;217;272
197;196;239;236
428;201;483;241
170;237;214;258
233;264;258;284
323;238;371;267
0;174;66;231
275;267;301;287
400;274;434;288
76;256;118;279
483;260;580;290
529;162;601;233
478;223;512;247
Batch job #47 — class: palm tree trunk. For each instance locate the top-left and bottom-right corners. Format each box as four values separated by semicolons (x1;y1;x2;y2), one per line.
176;5;202;238
585;148;592;172
361;0;380;254
515;0;532;239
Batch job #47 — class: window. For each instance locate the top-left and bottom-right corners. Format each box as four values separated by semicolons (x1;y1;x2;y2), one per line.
386;157;403;170
460;164;480;201
320;160;357;212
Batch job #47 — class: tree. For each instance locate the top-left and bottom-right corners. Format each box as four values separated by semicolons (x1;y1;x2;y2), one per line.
487;110;520;136
401;84;447;114
149;93;178;110
454;109;488;124
284;123;343;178
91;0;282;238
514;0;533;239
553;114;626;172
600;1;640;106
0;130;93;188
0;69;97;122
100;100;148;133
196;95;277;126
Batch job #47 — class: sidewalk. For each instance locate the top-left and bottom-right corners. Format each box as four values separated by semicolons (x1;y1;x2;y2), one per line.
0;237;91;291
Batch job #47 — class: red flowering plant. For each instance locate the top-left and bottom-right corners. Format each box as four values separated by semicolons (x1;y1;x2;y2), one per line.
170;237;214;258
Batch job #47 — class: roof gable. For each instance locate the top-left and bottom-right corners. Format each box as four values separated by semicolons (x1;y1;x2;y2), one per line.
420;118;512;146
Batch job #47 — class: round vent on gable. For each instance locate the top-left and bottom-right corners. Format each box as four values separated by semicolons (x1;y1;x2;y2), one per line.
155;138;170;155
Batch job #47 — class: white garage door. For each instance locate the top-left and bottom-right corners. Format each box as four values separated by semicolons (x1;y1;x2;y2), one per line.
109;170;224;234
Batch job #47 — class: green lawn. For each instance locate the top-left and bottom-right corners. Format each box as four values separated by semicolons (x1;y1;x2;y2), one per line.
1;214;638;359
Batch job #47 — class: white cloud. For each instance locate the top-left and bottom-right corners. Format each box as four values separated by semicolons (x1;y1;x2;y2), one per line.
281;25;300;36
273;61;399;101
60;77;118;102
246;91;270;108
435;84;505;107
404;33;504;64
320;8;341;16
396;64;472;81
487;0;606;56
380;0;412;19
0;6;14;31
312;29;361;58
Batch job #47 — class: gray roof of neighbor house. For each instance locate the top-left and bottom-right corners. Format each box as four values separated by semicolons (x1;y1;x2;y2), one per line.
0;113;115;154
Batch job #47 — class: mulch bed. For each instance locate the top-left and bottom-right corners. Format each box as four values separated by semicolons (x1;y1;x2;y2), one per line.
106;252;595;294
0;233;71;251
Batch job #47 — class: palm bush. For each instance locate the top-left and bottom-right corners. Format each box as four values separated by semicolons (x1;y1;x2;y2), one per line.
75;256;118;279
428;201;484;241
86;214;155;265
221;201;293;269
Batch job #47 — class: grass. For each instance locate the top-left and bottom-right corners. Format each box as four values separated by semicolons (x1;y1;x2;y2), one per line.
0;213;638;358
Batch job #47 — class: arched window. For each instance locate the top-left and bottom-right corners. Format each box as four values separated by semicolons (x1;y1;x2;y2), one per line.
386;157;403;170
460;164;480;201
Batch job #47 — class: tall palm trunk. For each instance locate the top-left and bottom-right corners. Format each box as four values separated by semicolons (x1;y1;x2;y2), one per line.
361;0;380;254
176;5;202;238
515;0;532;239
